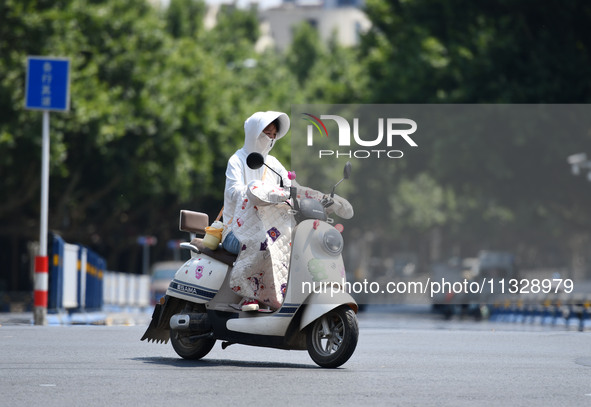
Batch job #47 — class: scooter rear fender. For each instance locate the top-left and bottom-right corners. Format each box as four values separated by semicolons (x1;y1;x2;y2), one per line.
166;256;229;303
299;291;358;331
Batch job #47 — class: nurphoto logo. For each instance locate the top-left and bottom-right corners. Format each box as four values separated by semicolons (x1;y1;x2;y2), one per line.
302;112;418;159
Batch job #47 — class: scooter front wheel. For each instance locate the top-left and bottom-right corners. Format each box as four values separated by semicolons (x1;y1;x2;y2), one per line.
170;330;216;360
306;306;358;368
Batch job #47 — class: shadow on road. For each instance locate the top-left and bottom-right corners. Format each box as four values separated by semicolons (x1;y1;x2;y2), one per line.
131;356;322;370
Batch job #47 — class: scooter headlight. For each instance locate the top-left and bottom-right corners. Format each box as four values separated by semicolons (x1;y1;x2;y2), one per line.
322;228;343;255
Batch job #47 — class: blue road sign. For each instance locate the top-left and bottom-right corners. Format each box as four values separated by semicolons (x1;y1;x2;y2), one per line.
25;56;71;112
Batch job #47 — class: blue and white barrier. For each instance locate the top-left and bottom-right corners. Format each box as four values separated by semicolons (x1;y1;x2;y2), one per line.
48;233;107;313
45;234;150;324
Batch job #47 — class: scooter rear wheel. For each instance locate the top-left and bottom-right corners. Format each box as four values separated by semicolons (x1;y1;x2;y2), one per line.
306;306;358;368
170;330;216;360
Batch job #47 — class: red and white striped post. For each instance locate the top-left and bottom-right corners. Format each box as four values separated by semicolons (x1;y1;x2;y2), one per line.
34;111;50;325
34;255;49;320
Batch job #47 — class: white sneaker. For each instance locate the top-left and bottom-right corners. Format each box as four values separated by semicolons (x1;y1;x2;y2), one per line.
241;299;259;312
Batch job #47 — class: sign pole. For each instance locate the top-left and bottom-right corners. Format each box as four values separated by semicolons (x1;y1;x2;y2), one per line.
34;110;50;325
26;56;70;325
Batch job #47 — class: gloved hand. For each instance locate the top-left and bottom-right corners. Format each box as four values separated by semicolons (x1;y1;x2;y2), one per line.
246;180;290;206
327;193;354;219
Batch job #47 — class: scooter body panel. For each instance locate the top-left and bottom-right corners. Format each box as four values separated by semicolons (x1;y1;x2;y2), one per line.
285;220;348;306
166;257;229;304
203;306;306;350
225;312;292;336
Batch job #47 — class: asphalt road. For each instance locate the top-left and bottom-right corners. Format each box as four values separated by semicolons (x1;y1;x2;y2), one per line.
1;309;590;406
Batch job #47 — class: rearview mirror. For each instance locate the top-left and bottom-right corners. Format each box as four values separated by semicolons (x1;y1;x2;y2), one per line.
246;152;264;170
331;162;352;197
343;162;352;180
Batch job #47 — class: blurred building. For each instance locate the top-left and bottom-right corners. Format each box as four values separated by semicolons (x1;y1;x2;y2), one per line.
257;0;371;51
148;0;370;52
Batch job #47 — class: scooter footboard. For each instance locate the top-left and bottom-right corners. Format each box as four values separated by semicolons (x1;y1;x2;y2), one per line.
299;292;358;331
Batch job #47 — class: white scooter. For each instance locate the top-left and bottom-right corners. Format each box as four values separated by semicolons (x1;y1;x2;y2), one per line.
141;154;358;368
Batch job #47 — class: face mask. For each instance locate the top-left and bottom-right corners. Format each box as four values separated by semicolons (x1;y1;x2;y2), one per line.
255;132;274;156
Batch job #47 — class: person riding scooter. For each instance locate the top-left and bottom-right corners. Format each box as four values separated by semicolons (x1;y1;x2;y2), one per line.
221;111;353;312
141;146;359;368
221;111;292;312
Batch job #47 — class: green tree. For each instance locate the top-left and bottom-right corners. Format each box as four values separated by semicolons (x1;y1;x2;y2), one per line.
0;0;305;286
165;0;207;39
286;22;324;85
304;35;370;103
201;4;260;63
362;0;591;104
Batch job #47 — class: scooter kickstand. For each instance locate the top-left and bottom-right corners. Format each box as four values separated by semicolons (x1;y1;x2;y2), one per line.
221;341;235;350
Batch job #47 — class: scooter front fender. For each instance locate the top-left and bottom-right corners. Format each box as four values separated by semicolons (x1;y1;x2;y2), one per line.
299;292;358;331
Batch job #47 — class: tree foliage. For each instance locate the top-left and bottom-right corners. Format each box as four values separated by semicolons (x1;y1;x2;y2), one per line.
0;0;301;278
356;0;591;268
362;0;591;104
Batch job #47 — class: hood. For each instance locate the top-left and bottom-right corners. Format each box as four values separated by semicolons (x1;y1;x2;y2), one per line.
243;111;290;157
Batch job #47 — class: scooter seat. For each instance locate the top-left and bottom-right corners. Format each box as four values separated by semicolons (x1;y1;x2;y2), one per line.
191;238;238;267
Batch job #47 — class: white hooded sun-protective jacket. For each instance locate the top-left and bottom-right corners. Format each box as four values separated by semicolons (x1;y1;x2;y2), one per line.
222;111;291;240
221;111;292;308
